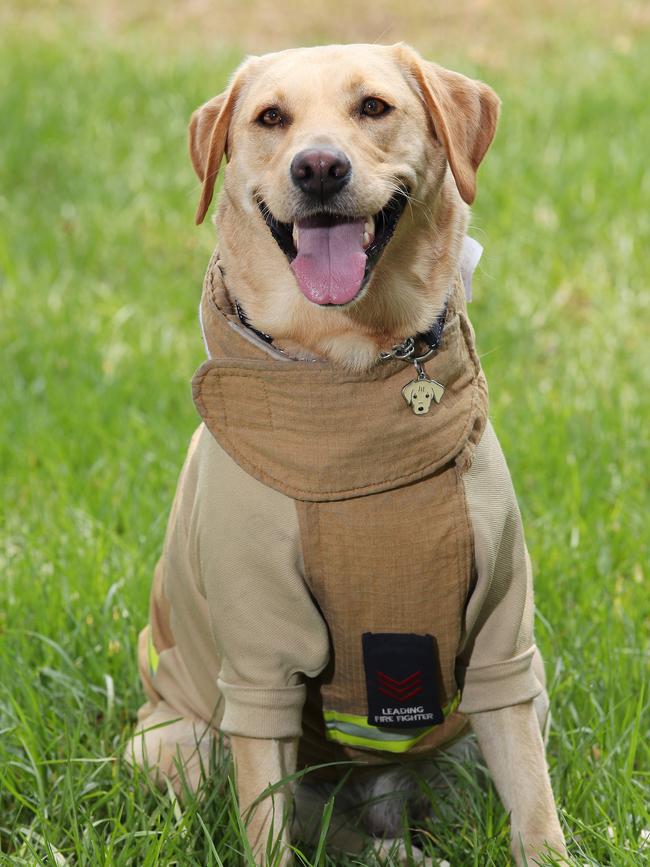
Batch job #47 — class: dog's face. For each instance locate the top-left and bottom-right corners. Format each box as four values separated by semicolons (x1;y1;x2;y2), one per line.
189;45;499;368
190;44;499;314
221;45;445;308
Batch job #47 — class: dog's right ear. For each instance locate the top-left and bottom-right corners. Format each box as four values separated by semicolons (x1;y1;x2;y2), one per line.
189;59;255;225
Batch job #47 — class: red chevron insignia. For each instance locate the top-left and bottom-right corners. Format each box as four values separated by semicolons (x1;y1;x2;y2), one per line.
377;685;424;700
376;670;422;688
376;670;423;700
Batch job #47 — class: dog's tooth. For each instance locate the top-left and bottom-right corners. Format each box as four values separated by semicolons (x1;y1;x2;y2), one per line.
292;223;299;248
363;216;375;248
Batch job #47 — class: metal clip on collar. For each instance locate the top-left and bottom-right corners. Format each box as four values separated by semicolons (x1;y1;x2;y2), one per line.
379;338;437;379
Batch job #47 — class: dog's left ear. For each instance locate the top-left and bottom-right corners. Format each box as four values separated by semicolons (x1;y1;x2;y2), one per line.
189;58;256;225
393;44;500;205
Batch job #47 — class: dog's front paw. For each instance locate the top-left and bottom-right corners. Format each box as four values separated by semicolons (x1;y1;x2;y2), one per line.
512;829;569;866
371;839;438;866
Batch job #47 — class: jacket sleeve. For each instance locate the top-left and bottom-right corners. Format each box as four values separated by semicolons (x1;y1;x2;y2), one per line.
457;421;543;713
190;426;330;738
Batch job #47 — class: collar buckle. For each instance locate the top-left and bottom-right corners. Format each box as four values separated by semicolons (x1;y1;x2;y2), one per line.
379;301;448;366
379;336;415;362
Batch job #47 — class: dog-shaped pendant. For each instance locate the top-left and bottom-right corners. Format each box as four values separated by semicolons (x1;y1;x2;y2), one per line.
401;376;445;415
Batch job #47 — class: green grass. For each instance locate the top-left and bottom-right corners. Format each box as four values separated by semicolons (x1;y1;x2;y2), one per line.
1;6;649;865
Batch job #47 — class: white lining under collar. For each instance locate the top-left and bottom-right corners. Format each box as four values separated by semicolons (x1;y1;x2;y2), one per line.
460;235;483;303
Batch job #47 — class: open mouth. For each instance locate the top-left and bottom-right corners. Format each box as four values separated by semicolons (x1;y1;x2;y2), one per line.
259;190;408;306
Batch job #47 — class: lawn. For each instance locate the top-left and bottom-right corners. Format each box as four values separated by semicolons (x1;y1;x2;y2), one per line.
1;2;649;864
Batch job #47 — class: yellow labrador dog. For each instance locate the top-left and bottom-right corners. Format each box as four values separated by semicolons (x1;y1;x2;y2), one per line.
130;43;568;866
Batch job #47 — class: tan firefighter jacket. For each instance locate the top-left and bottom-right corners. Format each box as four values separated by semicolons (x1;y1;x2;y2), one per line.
137;247;543;768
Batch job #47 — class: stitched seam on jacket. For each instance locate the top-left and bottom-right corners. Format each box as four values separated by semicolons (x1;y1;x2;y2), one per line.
214;373;274;431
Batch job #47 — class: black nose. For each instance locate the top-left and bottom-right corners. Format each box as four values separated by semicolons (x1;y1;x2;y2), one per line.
290;148;351;202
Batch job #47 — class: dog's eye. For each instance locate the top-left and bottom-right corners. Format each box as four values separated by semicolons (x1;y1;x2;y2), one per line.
258;107;284;127
361;97;391;118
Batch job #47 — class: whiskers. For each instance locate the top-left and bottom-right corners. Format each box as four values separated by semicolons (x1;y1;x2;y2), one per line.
257;199;274;222
384;177;438;231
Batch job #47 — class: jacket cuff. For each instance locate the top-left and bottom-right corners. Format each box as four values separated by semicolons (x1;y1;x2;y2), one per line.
217;679;306;738
457;645;542;714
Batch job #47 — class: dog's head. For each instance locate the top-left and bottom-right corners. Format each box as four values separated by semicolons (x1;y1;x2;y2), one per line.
189;43;499;312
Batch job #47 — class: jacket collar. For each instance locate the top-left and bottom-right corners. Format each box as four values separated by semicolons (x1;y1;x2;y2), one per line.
192;248;488;502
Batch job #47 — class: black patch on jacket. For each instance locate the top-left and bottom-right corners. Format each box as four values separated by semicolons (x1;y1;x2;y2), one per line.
362;632;444;729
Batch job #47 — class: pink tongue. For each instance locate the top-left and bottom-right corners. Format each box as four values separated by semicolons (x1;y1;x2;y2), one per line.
291;217;367;305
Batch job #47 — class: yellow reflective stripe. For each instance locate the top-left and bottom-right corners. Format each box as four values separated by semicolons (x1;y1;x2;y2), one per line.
147;629;159;677
328;719;418;742
323;691;461;753
325;726;432;753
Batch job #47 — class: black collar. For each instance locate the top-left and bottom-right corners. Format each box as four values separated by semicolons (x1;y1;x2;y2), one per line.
234;299;275;346
419;303;448;353
234;298;448;356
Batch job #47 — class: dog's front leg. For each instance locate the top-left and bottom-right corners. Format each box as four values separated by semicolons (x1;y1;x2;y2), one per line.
470;701;567;865
230;735;298;866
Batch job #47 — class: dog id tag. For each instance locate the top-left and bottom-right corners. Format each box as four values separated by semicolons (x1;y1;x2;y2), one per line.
401;375;445;415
